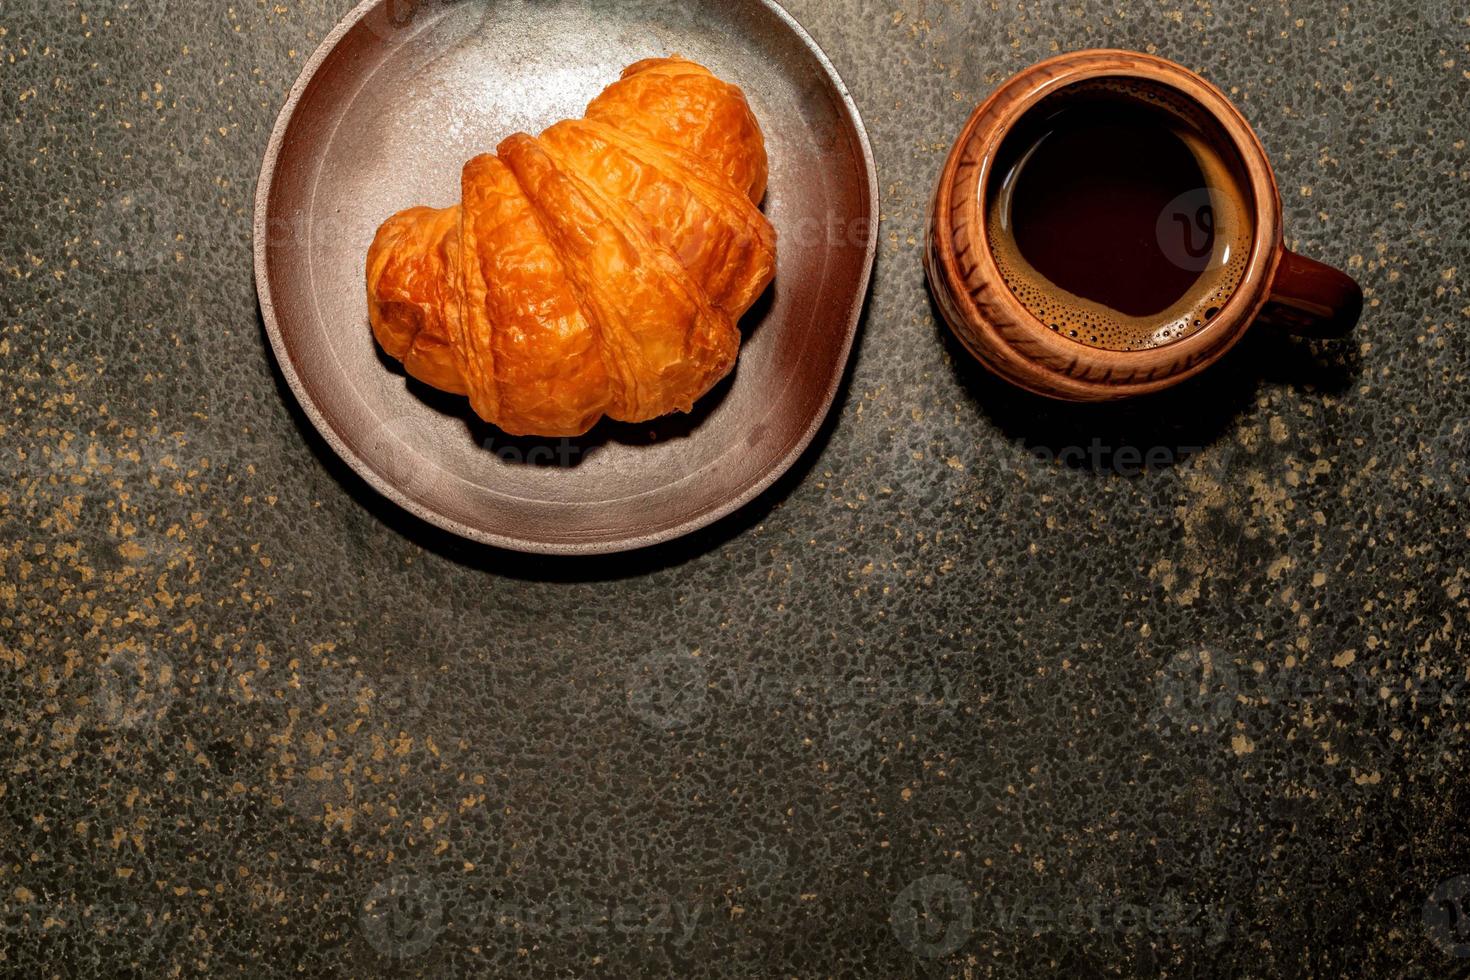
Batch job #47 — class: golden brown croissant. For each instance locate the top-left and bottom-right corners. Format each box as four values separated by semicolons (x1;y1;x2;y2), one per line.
366;58;777;437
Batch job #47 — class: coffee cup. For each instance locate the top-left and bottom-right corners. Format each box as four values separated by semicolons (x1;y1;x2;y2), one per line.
926;49;1363;401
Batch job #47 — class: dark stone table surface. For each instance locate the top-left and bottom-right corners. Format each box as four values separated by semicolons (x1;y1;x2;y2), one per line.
1;0;1466;975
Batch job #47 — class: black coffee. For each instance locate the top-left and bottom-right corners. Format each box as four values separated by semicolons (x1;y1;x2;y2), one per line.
985;81;1254;351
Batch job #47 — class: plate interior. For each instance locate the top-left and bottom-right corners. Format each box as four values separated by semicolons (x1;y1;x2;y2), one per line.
257;0;876;552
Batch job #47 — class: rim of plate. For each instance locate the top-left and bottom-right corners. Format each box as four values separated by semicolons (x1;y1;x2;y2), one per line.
252;0;879;555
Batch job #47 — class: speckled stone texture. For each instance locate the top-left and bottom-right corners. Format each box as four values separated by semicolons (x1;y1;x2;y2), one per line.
0;0;1466;976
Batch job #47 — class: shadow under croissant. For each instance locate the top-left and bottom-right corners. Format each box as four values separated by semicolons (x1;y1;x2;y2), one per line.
257;271;870;581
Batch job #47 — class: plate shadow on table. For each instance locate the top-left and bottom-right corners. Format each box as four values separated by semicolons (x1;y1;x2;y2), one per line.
925;281;1364;465
259;276;866;581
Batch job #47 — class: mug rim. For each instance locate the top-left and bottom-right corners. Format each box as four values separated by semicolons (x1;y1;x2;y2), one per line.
930;49;1286;400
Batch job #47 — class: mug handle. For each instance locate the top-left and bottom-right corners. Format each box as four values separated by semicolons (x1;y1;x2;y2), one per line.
1259;249;1364;338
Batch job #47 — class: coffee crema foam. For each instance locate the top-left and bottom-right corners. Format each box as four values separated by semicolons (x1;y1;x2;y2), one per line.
984;79;1255;352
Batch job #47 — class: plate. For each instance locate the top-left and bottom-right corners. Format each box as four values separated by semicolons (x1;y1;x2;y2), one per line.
254;0;877;554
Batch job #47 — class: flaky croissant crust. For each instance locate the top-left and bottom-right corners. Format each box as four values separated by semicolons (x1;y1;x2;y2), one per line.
366;58;777;437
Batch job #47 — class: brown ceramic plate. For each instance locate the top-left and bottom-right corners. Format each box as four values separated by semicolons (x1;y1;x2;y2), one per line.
253;0;877;555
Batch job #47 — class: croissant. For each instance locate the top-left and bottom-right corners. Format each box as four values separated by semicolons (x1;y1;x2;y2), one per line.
366;58;777;437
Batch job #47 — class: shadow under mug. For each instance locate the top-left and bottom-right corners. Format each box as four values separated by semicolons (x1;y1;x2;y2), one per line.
926;49;1364;401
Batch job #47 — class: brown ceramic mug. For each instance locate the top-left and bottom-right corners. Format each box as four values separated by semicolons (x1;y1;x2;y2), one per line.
926;49;1363;401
